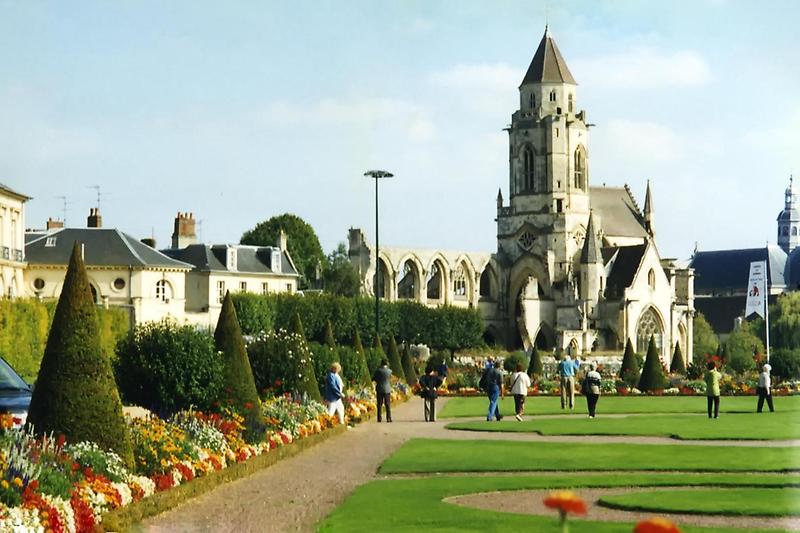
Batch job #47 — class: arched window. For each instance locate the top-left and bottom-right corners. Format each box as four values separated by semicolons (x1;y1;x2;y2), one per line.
373;258;391;299
568;93;574;113
155;280;172;302
398;260;419;300
479;267;497;301
529;93;535;109
427;261;443;301
453;265;467;298
783;226;790;236
636;307;663;354
573;146;586;190
549;90;556;102
522;146;535;191
648;269;656;289
793;227;798;236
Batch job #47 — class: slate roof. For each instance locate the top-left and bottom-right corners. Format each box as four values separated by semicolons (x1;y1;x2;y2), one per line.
604;244;647;300
695;295;779;335
25;228;191;269
783;247;800;289
162;244;298;276
589;187;649;239
520;27;577;86
690;246;787;294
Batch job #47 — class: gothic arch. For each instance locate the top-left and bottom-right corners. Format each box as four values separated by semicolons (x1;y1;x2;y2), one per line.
521;144;536;192
635;305;665;354
533;322;555;350
426;256;449;304
373;254;394;300
451;257;475;301
397;255;423;301
573;144;587;191
479;263;499;301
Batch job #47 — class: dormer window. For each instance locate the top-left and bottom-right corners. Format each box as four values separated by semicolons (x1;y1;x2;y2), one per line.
272;250;282;272
226;248;237;271
45;236;57;247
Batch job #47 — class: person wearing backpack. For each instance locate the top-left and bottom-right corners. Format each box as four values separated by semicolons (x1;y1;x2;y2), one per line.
419;365;443;422
510;362;532;421
324;362;345;424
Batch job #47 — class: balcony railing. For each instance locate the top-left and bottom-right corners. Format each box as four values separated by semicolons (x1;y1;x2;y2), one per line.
13;249;22;262
1;247;8;260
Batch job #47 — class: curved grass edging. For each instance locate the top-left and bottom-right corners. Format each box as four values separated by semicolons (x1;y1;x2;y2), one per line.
100;424;346;532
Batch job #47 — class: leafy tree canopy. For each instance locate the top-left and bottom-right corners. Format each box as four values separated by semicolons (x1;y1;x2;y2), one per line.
692;313;718;365
241;213;325;288
323;243;361;297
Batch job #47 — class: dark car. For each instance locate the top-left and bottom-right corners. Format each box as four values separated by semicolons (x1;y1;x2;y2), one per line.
0;357;32;425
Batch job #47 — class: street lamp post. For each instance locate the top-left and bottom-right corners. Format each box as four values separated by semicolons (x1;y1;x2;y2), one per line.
364;170;394;343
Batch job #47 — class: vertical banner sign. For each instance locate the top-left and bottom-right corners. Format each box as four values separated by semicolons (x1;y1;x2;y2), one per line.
745;261;767;318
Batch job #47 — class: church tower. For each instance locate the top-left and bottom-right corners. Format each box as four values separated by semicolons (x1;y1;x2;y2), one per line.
777;176;800;254
499;26;590;284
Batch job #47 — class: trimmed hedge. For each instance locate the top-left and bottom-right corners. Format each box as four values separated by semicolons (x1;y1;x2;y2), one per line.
638;335;668;392
0;299;129;382
231;292;484;351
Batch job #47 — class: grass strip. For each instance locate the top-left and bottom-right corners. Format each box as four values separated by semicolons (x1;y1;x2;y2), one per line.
599;487;800;517
101;424;346;532
320;472;795;532
446;411;800;440
379;438;800;474
439;395;800;418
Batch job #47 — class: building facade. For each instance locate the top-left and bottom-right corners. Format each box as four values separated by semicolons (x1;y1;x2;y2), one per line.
350;28;695;365
0;183;30;299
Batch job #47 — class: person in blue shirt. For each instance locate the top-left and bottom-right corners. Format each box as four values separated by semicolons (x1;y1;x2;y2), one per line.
323;362;345;424
558;355;581;410
481;360;504;421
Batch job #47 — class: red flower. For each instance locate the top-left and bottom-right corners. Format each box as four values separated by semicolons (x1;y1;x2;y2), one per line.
56;433;66;449
11;416;22;425
634;517;682;533
274;379;282;387
244;402;254;410
543;491;587;516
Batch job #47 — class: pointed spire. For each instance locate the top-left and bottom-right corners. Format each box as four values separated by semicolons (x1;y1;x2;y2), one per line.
496;188;504;209
580;211;602;264
643;180;655;237
520;27;577;86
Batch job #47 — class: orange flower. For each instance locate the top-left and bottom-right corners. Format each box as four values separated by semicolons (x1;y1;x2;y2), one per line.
634;517;682;533
543;491;587;515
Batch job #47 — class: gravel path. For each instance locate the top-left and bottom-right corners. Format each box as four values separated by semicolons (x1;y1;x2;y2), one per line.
135;398;796;532
445;487;800;531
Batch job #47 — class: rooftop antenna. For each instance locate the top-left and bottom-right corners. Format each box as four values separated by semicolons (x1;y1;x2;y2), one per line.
54;195;70;225
87;185;111;211
196;219;204;242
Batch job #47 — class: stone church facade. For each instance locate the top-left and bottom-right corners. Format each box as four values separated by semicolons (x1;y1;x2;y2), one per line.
349;28;695;364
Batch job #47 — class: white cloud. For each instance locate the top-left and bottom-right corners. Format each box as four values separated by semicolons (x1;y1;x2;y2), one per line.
573;47;712;90
600;119;685;162
429;63;519;116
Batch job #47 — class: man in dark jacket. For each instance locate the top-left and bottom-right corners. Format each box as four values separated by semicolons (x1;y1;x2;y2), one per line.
419;365;443;422
483;360;504;421
372;359;393;422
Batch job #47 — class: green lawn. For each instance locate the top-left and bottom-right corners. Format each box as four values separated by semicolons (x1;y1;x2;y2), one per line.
446;411;800;440
439;395;800;418
379;439;800;474
600;487;800;517
320;473;796;532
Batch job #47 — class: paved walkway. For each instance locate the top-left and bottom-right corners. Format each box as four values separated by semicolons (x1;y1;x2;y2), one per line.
136;398;795;532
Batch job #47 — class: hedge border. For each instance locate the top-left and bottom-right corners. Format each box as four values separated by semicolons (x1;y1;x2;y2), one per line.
99;424;346;532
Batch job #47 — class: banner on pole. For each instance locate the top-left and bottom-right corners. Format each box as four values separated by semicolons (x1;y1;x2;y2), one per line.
745;260;767;318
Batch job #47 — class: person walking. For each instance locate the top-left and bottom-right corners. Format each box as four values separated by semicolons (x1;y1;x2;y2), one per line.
419;365;443;422
583;363;602;418
372;359;393;423
510;363;531;421
323;362;346;425
483;360;504;421
757;363;775;413
558;355;581;410
704;361;721;419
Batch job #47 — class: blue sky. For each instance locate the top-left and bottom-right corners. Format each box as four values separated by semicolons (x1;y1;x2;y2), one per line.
2;1;798;259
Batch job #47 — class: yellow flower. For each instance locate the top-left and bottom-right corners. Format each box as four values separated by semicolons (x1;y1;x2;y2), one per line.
12;477;22;487
1;480;8;489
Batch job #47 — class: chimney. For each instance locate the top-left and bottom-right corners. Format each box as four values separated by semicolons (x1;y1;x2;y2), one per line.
87;208;102;228
46;217;64;231
278;229;288;252
171;211;197;249
141;237;156;248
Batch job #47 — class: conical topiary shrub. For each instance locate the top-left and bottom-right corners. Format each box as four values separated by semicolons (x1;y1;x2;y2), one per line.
387;335;405;382
619;339;640;387
638;335;667;392
290;312;322;402
670;342;686;375
352;330;370;386
215;292;264;442
373;335;384;353
401;343;418;387
27;242;134;467
323;319;336;349
527;346;543;378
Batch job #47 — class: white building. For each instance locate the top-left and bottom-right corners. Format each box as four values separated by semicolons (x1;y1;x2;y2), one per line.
0;183;31;299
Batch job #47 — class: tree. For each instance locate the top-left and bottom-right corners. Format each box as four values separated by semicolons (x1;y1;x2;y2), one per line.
669;342;686;375
352;330;370;385
290;312;322;402
692;313;718;366
240;213;325;288
619;339;640;387
323;319;336;348
769;292;800;349
401;343;418;387
323;243;361;297
725;326;764;374
215;292;264;442
353;329;364;354
386;335;405;382
638;335;667;392
27;243;134;466
527;346;543;378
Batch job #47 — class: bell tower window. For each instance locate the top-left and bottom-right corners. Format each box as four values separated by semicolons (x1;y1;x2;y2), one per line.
522;146;536;192
568;94;574;113
529;93;535;109
573;145;586;191
549;90;556;102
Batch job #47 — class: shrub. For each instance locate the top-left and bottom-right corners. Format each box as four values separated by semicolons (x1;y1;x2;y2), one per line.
115;320;223;416
309;342;337;395
527;347;543;377
401;343;418;387
231;292;275;335
386;335;405;382
26;243;134;467
338;345;371;388
289;313;321;403
669;342;686;375
638;335;667;392
770;348;800;380
323;319;336;348
725;327;764;374
363;348;384;377
214;292;264;442
503;351;528;373
248;329;314;395
693;313;718;366
619;339;639;386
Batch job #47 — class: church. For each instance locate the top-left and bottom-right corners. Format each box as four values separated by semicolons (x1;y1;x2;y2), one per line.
349;28;695;364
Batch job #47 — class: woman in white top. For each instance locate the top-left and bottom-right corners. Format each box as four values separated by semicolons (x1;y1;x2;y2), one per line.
510;363;532;421
757;363;774;413
583;363;602;418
